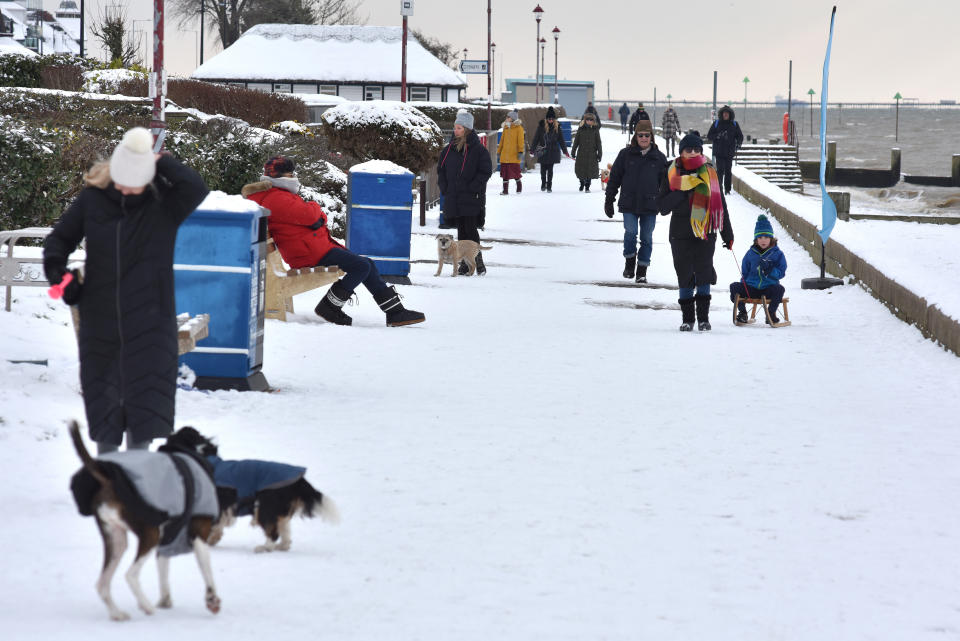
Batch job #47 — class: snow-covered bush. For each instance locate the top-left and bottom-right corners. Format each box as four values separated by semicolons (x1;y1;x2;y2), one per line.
321;100;443;173
82;68;146;93
415;104;511;131
0;114;72;229
166;118;269;196
270;120;313;137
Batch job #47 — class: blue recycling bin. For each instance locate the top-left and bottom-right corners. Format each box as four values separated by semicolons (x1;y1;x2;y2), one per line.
347;161;415;281
174;199;270;391
560;120;573;146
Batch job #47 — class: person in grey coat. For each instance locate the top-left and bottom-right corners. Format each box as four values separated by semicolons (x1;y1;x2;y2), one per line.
661;104;681;157
571;112;602;192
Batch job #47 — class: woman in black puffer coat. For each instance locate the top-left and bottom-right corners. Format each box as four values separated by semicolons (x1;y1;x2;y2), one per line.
43;128;209;453
437;110;493;272
530;106;570;192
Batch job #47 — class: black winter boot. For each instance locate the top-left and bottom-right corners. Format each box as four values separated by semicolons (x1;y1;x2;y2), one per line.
635;265;648;284
475;252;487;276
695;294;712;331
679;298;695;331
501;181;509;195
584;180;591;192
547;180;552;193
623;255;636;279
458;260;470;276
374;286;425;327
579;180;584;192
516;179;522;193
314;281;353;325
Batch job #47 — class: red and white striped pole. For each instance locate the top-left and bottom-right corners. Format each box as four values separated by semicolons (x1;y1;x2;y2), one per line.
150;0;166;152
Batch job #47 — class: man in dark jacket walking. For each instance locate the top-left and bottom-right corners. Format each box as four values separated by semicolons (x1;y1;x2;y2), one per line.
604;119;667;283
706;105;744;195
618;102;631;133
44;127;209;454
628;103;650;135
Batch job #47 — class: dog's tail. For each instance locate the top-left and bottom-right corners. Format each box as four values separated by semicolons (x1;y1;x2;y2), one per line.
69;420;109;486
303;487;341;525
479;245;494;251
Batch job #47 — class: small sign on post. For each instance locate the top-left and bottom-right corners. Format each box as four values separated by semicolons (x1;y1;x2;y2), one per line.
458;60;489;74
400;0;414;16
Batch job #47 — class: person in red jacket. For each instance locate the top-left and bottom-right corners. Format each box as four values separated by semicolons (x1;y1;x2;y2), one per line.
242;156;424;327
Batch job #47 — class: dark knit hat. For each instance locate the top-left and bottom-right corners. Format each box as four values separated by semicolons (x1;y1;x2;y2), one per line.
754;215;774;238
545;106;557;119
264;155;295;178
634;119;653;134
678;130;703;152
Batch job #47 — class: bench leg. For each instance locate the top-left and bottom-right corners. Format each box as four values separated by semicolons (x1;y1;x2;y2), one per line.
264;286;288;322
781;300;790;323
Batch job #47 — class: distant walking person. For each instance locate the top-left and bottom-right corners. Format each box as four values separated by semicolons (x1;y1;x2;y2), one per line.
661;104;681;157
571;112;602;192
530;106;570;193
658;131;734;332
584;101;599;119
496;110;525;195
604;119;667;283
618;102;631;133
437;110;493;273
628;103;650;135
706;105;744;195
43;127;209;454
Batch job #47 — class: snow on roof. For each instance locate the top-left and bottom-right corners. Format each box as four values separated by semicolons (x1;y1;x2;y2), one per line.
191;24;466;88
0;35;35;56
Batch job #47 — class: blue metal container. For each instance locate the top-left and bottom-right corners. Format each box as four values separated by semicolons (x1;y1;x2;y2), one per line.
560;120;573;146
174;201;269;391
496;129;502;171
347;162;415;278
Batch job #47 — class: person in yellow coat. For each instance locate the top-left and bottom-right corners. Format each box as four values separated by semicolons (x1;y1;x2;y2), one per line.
496;110;525;195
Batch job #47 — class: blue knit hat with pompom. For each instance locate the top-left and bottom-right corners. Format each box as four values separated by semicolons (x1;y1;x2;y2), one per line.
754;215;774;238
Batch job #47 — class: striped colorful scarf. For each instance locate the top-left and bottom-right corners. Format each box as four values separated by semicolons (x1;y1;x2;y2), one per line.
667;155;724;238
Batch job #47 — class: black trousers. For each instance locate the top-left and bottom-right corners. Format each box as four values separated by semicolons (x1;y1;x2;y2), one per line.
540;162;555;187
456;215;479;242
715;156;733;193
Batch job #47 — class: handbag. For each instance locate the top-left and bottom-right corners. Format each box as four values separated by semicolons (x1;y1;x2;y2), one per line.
534;144;546;161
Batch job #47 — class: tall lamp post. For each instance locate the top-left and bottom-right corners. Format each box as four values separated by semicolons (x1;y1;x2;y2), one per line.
552;26;559;104
533;5;543;103
807;88;815;136
742;75;749;126
539;38;546;104
401;0;414;102
486;0;491;129
490;42;496;99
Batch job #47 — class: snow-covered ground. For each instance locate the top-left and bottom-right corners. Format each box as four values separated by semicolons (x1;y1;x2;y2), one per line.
1;127;959;640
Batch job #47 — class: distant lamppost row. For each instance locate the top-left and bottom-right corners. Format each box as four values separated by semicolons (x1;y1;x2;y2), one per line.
552;26;559;104
539;37;546;104
533;5;543;103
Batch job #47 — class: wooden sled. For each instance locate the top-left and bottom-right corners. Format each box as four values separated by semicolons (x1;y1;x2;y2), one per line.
733;295;791;328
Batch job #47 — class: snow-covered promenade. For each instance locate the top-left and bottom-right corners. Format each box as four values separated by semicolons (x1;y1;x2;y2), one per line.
1;127;958;640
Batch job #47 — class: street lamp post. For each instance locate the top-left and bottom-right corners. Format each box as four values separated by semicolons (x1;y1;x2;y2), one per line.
807;88;815;136
133;19;151;69
552;26;559;104
539;38;546;105
533;5;543;103
742;76;749;126
486;0;491;129
490;42;496;98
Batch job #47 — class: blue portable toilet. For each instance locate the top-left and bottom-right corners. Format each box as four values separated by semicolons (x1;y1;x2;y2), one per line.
347;160;415;283
559;119;573;146
174;193;270;392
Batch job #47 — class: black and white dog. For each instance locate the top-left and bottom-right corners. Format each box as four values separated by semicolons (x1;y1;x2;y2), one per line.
68;422;221;621
165;427;340;553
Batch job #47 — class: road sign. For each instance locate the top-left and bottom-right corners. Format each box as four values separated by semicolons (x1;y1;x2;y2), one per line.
458;60;489;74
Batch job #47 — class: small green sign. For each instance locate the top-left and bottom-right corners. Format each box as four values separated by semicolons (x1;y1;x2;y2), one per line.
807;88;815;95
743;76;750;83
894;92;902;100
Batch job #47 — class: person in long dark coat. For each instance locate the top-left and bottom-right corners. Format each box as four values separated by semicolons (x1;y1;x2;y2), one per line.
43;128;209;454
530;106;570;193
658;131;734;332
618;102;631;133
628;103;650;135
706;105;744;195
571;112;602;192
437;110;493;274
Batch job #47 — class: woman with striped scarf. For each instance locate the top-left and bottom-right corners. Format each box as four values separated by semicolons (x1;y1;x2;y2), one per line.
657;131;734;332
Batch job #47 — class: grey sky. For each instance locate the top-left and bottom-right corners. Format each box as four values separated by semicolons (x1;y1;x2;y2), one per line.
58;0;960;103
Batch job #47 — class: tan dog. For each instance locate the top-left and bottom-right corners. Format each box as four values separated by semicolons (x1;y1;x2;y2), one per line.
601;163;612;190
435;234;493;277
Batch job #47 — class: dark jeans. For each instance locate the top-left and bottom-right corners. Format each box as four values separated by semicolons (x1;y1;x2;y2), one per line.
540;162;555;187
456;216;479;242
664;137;676;157
317;248;389;296
730;282;785;311
620;119;627;133
715;156;733;193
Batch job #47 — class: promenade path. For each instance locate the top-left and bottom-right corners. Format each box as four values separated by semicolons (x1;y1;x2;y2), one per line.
1;126;958;640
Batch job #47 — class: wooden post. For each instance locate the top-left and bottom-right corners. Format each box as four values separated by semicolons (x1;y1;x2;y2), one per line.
952;154;960;187
890;148;901;183
418;177;426;227
826;141;836;183
828;191;850;221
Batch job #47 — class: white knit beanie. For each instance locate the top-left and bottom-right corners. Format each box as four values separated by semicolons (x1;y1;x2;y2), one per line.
454;110;474;130
110;127;156;188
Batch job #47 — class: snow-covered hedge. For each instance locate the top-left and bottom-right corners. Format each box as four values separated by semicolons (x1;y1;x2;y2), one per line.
321;100;443;173
0;114;72;230
415;103;511;131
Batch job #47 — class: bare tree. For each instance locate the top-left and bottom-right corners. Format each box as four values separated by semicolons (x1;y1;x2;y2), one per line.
90;3;141;66
314;0;365;25
411;28;457;67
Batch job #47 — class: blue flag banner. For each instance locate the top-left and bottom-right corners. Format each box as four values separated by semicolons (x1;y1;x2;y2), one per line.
818;7;838;245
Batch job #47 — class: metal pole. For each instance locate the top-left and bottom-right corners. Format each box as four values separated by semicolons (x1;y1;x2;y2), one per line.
486;0;491;128
535;20;540;103
79;0;84;56
151;0;165;151
895;99;899;141
712;70;717;116
401;15;407;102
553;32;558;103
787;60;793;144
199;0;204;64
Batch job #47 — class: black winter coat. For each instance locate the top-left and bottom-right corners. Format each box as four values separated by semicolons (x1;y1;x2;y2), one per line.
658;159;734;288
606;143;667;214
629;109;651;133
437;130;493;220
43;156;208;445
618;103;631;121
530;120;568;165
707;106;744;158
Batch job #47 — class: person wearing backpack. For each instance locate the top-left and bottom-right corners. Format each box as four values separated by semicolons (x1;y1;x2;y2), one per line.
706;105;744;195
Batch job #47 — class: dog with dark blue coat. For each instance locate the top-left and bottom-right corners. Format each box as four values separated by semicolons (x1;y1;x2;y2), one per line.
165;427;340;553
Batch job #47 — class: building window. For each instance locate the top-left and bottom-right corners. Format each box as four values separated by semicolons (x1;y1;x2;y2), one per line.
247;83;272;93
273;83;292;93
319;85;338;95
292;84;317;94
409;86;429;101
364;86;383;101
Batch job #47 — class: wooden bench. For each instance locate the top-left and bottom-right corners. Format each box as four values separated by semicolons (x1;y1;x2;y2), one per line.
733;295;792;328
68;304;210;355
264;235;342;322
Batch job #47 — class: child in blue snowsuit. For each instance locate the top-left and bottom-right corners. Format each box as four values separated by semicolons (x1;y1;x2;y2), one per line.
730;215;787;323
